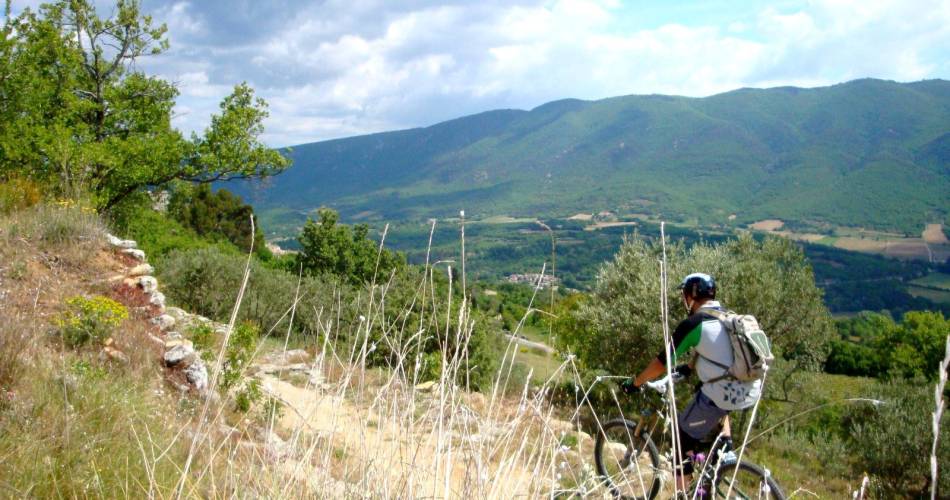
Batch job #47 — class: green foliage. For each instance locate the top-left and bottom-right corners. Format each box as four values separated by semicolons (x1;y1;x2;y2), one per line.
186;323;216;360
167;183;268;256
109;194;245;261
560;232;833;395
0;175;42;214
159;246;345;333
56;295;128;348
826;311;949;381
158;245;502;391
297;208;405;285
0;1;289;210
841;381;950;497
220;321;261;413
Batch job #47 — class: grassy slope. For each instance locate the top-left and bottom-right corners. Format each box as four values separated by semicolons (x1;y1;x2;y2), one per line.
235;78;950;235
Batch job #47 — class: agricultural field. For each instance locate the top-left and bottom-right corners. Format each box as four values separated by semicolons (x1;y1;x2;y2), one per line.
752;222;950;263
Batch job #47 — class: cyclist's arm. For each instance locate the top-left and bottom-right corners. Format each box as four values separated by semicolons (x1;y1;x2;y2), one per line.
633;358;666;387
656;314;703;366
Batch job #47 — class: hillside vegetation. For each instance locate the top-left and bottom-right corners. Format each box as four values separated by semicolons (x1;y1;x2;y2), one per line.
235;79;950;234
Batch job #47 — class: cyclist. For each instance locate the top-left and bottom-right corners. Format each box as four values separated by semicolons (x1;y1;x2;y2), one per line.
621;272;762;487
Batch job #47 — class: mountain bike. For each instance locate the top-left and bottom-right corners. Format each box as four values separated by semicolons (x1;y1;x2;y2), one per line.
593;372;785;499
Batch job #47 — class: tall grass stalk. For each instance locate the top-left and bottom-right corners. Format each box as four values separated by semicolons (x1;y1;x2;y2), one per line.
931;334;950;499
176;216;257;498
659;221;685;497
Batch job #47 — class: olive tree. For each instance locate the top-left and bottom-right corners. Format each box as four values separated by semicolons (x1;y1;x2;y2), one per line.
559;232;833;400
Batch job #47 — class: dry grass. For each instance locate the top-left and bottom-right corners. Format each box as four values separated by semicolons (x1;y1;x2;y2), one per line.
0;205;790;498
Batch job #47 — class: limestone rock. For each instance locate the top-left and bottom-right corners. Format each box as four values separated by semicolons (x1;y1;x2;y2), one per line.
415;380;437;392
164;338;193;350
147;333;166;349
163;344;196;368
264;431;290;459
151;313;175;331
138;276;158;294
121;248;146;261
165;307;189;322
127;263;155;277
149;291;166;309
106;234;137;249
576;430;594;448
184;358;209;392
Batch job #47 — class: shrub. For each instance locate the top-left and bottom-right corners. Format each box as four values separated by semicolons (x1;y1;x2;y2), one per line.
842;381;950;497
220;321;261;413
0;175;42;214
158;246;351;334
187;323;217;357
109;198;223;260
56;295;128;348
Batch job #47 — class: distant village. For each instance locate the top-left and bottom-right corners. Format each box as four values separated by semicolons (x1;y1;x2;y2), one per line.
506;273;559;288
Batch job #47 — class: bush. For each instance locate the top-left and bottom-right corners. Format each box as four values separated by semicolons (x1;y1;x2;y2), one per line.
842;381;950;497
56;295;128;348
0;175;42;214
220;322;261;413
158;246;350;334
109;197;225;260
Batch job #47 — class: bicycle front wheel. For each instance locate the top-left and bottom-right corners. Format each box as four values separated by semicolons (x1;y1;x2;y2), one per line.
593;418;662;499
710;461;785;500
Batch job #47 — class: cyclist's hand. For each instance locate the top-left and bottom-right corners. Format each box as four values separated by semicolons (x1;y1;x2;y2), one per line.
674;364;693;378
619;378;640;395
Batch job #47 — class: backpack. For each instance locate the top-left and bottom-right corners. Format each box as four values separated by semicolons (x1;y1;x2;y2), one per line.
699;309;774;383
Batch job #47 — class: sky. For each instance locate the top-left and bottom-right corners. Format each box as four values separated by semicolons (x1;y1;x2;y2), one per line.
10;0;950;146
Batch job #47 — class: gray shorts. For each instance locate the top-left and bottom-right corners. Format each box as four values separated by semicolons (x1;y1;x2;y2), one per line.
678;390;729;442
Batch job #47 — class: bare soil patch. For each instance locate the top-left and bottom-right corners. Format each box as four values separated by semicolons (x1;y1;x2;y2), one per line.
567;213;593;221
923;224;949;244
749;219;784;231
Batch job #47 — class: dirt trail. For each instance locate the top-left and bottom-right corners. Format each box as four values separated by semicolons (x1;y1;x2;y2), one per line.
259;370;540;498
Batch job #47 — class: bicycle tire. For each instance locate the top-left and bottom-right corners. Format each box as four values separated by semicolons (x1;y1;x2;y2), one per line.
709;460;786;500
593;418;662;500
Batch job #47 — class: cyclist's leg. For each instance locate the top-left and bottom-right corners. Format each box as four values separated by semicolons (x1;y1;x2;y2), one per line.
676;392;729;491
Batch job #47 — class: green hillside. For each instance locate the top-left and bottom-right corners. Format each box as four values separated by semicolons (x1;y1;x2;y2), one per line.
233;79;950;235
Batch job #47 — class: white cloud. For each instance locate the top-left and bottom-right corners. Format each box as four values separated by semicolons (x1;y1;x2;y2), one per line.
120;0;950;145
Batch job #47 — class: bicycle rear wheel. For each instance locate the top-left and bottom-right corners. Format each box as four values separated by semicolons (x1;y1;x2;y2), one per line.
593;418;662;499
710;461;785;500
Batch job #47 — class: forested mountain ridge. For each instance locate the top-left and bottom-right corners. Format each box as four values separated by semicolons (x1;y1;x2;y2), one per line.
235;78;950;233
